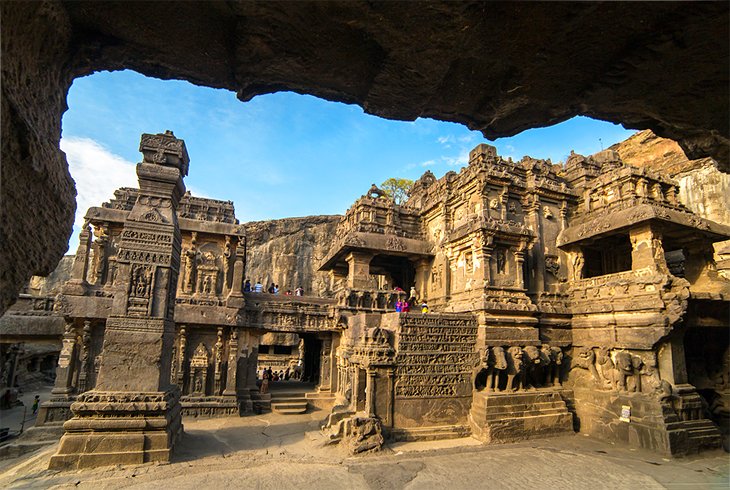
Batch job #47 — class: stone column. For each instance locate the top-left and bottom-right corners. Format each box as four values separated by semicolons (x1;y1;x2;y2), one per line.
214;327;224;395
365;368;376;417
413;258;431;301
630;223;667;272
223;328;238;397
52;322;78;396
50;131;188;470
346;251;373;289
226;242;246;308
318;336;333;392
514;244;527;290
76;321;92;393
64;226;92;295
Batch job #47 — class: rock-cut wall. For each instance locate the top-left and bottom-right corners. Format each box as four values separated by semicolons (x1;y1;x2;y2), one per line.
244;215;341;296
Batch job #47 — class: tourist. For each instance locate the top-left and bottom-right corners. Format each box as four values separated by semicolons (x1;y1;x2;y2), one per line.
284;367;290;380
254;280;263;293
295;286;304;296
32;395;40;415
409;286;417;301
260;368;270;394
421;301;429;314
402;301;410;312
395;300;402;312
285;289;292;295
274;284;280;294
268;283;276;294
243;279;251;292
273;371;279;382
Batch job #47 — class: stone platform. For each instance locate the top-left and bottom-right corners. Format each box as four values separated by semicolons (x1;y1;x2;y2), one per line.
48;390;183;470
573;387;722;456
469;389;574;443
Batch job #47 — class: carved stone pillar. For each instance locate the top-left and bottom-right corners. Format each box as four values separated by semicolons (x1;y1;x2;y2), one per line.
413;258;431;302
51;322;78;396
76;321;92;393
50;131;187;470
214;327;224;395
318;337;333;392
223;329;239;397
630;223;667;272
176;325;187;392
365;368;376;417
91;225;109;285
514;244;526;290
346;251;373;289
64;226;92;294
226;242;246;308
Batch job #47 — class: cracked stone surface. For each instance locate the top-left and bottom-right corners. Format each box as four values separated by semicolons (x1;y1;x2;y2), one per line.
1;1;728;314
1;412;728;489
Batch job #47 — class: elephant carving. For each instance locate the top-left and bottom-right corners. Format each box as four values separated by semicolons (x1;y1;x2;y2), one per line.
506;346;525;391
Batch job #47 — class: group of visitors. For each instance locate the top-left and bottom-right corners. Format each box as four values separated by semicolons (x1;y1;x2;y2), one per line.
393;285;429;313
243;279;304;296
258;366;301;394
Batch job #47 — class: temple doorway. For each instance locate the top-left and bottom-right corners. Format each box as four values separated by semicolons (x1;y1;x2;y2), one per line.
369;255;416;292
685;323;730;444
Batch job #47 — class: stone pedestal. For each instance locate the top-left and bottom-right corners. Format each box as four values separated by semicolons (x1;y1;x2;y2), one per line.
49;389;182;469
469;390;574;443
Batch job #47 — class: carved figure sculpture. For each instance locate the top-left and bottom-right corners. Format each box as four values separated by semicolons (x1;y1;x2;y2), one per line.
505;346;525;391
546;346;564;386
496;249;506;274
614;351;642;393
572;253;585;280
575;347;601;385
595;347;617;390
640;356;672;403
523;345;546;388
482;346;507;392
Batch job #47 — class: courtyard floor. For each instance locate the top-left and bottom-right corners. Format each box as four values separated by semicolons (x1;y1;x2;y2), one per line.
0;407;728;489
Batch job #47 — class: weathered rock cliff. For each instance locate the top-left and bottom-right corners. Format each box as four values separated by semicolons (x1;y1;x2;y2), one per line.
244;215;341;296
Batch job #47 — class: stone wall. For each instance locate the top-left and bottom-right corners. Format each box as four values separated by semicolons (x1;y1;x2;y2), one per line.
244;215;341;296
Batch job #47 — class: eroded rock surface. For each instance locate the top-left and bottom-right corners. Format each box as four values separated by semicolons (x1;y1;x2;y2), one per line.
245;216;340;295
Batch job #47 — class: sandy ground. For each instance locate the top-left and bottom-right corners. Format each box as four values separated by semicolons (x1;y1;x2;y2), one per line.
0;407;728;489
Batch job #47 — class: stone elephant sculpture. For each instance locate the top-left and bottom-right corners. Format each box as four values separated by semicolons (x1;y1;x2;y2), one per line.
505;346;525;391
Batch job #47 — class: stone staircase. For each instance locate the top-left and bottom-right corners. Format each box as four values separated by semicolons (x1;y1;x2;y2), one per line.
682;419;723;452
270;391;308;415
390;425;472;442
469;390;574;443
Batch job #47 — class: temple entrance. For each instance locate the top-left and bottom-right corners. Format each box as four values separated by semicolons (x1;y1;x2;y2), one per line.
685;323;730;445
255;332;324;384
302;334;322;384
369;255;416;292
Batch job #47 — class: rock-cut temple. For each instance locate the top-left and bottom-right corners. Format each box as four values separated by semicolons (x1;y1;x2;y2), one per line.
1;131;728;468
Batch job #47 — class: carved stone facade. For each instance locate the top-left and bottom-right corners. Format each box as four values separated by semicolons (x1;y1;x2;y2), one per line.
7;136;729;467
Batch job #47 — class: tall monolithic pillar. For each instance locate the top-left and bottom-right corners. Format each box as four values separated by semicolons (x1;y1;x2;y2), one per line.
50;131;188;470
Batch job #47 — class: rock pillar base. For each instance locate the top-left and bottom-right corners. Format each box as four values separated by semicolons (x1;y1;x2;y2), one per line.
469;389;574;443
48;388;182;470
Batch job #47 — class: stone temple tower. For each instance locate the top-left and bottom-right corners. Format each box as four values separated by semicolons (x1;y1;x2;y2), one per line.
50;131;188;469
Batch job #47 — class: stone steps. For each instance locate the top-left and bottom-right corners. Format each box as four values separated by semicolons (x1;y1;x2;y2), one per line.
270;392;308;415
390;425;471;442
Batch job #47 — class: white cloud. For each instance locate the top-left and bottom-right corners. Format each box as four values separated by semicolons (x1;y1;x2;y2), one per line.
441;148;470;167
420;160;437;167
61;137;138;250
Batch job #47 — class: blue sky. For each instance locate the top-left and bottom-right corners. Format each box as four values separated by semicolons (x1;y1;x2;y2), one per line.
62;70;635;252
